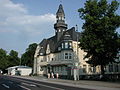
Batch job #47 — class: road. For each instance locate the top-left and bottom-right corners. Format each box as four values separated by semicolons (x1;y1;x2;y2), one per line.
0;75;91;90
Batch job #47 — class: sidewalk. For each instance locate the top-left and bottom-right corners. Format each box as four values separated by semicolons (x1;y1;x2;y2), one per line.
12;75;120;90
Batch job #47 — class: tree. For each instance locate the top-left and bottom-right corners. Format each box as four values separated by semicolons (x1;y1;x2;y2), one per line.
21;43;37;67
8;50;20;67
0;48;8;70
78;0;120;75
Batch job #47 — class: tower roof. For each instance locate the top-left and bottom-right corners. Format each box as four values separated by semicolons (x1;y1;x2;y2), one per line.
56;4;65;16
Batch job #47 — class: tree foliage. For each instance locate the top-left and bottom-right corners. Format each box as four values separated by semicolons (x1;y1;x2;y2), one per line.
0;49;8;70
21;43;37;67
8;50;20;67
0;49;20;72
78;0;120;74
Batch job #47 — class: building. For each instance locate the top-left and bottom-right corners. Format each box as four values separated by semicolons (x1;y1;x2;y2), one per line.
7;66;32;76
33;4;95;79
33;4;120;79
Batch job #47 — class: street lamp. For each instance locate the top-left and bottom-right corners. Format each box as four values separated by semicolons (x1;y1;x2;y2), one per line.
73;25;79;81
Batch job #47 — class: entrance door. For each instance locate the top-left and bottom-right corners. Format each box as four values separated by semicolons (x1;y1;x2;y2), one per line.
67;67;71;79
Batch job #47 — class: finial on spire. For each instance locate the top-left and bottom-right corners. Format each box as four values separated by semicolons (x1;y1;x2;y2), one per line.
60;0;62;4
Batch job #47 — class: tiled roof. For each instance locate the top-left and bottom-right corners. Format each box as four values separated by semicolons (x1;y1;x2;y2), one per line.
38;27;81;55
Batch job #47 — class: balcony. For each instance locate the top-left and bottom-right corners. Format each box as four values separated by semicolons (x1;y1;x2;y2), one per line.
49;60;73;65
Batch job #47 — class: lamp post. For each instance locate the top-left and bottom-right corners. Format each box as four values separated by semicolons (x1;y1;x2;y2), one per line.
73;25;79;81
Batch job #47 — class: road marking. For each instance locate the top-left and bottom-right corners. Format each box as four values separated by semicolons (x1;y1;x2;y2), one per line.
16;78;65;90
22;82;36;87
35;83;65;90
19;85;31;90
23;81;65;90
2;84;10;88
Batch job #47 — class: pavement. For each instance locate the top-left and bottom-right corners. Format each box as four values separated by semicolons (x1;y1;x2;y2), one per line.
10;75;120;90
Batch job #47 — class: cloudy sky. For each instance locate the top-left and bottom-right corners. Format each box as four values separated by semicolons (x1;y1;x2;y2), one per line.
0;0;120;56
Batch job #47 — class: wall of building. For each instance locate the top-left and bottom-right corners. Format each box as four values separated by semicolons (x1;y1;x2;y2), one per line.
18;68;32;76
34;41;120;79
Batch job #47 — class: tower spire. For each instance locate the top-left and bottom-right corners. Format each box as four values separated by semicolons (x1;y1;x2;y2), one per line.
54;4;67;41
56;4;65;22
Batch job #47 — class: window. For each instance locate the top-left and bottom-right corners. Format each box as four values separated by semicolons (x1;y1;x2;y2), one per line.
109;64;113;72
61;66;64;71
65;42;68;48
69;43;72;48
64;53;72;60
59;29;61;32
88;65;92;73
51;58;54;61
62;43;64;49
93;66;96;73
83;65;86;73
69;53;72;59
65;53;68;59
40;53;43;55
62;17;64;20
55;67;56;71
40;67;43;71
114;64;118;72
58;47;61;51
56;67;59;71
59;17;61;20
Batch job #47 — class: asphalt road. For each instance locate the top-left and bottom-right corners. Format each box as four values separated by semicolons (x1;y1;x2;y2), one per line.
0;75;92;90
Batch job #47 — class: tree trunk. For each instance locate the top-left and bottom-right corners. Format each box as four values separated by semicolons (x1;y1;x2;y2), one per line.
100;65;105;80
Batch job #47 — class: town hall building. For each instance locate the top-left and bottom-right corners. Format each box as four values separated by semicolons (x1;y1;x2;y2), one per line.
33;4;120;80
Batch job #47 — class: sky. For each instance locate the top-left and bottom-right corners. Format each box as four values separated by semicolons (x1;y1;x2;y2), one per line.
0;0;120;56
